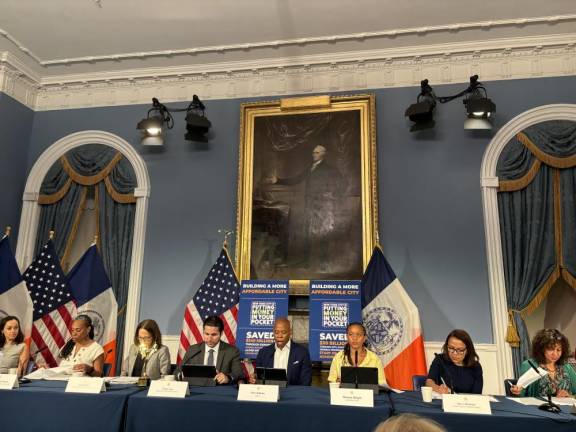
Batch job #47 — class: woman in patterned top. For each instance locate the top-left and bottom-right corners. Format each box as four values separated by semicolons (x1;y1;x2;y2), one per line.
511;329;576;397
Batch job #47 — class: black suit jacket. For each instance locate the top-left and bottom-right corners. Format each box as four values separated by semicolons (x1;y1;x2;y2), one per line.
256;341;312;386
177;341;244;384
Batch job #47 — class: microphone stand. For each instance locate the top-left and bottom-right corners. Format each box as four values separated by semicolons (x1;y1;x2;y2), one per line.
354;351;359;389
526;360;561;414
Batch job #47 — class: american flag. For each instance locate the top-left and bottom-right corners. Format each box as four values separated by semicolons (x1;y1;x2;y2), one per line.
24;240;76;367
177;248;239;363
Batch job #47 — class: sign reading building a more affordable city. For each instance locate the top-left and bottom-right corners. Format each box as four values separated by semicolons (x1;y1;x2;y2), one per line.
309;280;362;362
237;280;289;358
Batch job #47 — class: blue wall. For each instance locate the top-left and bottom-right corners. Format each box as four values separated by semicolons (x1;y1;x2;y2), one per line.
3;75;576;343
0;93;34;245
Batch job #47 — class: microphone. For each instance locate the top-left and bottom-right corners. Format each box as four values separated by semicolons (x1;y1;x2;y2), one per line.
527;360;543;376
526;360;561;414
354;351;359;389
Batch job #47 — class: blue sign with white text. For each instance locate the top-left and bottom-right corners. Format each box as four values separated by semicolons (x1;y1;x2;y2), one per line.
309;280;361;361
237;280;289;358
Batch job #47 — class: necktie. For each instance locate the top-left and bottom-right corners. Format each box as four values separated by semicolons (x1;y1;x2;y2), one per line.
207;349;215;366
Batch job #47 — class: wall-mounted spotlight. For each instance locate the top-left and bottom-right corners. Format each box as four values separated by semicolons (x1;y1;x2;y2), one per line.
136;95;211;145
405;75;496;131
405;79;436;132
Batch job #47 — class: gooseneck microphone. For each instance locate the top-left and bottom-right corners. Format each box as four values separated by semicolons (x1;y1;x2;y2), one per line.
527;360;561;414
354;350;359;389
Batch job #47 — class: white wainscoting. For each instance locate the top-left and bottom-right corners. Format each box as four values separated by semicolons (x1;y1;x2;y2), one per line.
163;336;503;395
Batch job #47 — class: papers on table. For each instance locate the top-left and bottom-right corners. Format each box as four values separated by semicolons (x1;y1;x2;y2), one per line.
551;397;576;406
433;392;498;402
104;376;140;385
25;366;73;381
516;366;548;389
507;397;548;406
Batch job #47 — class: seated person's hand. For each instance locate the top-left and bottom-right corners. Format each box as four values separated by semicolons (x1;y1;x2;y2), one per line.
214;371;230;385
437;384;451;394
263;175;278;184
510;384;522;395
72;363;93;374
556;389;570;398
248;373;256;384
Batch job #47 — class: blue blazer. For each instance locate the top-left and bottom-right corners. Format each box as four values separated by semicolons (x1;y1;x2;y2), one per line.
256;341;312;386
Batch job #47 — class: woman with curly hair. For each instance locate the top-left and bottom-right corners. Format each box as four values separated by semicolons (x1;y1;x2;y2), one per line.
511;329;576;397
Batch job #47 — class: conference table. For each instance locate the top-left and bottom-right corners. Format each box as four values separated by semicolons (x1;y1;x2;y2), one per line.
125;385;576;432
0;380;143;432
2;381;575;432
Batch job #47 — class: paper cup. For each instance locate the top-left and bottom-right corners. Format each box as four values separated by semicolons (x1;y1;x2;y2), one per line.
421;386;433;402
163;375;175;381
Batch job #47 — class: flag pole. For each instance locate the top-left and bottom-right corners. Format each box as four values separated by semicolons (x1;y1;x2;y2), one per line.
217;228;233;249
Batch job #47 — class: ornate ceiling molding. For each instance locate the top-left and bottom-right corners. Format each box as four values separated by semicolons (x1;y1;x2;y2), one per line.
1;33;575;111
2;14;575;67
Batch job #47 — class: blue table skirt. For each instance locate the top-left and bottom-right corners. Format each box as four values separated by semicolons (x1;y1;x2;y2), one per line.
0;380;144;432
125;386;576;432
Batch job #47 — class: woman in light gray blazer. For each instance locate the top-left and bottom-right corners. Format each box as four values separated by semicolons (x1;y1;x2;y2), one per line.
121;319;171;380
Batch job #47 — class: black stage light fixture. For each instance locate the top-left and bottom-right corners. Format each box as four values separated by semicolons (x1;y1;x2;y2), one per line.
136;95;211;145
463;76;496;130
405;75;496;131
137;98;174;145
405;79;436;132
184;95;212;142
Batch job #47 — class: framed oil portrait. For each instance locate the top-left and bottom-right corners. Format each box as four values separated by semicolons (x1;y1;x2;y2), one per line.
235;94;378;292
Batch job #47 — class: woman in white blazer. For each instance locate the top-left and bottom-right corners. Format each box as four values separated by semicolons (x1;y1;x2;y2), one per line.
121;319;171;380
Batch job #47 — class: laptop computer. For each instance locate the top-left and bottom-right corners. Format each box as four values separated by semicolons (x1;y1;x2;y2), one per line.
255;367;288;387
181;364;217;387
340;366;379;394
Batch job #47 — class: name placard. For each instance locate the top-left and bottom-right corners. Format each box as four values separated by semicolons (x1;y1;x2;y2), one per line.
442;394;492;415
147;380;190;398
330;387;374;408
0;374;19;390
237;383;279;403
65;377;106;394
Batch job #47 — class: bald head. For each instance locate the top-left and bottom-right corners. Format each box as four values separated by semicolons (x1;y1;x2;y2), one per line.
273;317;291;349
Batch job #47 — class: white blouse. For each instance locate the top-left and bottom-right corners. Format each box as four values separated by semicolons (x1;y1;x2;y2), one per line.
59;341;104;373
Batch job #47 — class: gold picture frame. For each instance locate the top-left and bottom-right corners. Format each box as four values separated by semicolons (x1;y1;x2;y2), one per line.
235;94;378;293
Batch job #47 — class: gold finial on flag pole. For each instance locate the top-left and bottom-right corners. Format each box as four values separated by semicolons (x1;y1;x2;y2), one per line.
4;226;11;237
217;229;233;248
93;234;98;245
49;230;55;240
375;231;380;246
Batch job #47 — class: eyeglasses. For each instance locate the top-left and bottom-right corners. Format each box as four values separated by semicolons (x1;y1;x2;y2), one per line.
138;336;153;341
447;346;467;355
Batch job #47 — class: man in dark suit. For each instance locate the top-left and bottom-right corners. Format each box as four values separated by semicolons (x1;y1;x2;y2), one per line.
177;315;243;385
254;317;312;386
268;145;346;270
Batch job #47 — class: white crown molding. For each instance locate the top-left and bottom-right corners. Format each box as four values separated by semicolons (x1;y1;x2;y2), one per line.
1;33;575;111
16;130;151;360
0;52;40;108
480;104;576;392
2;14;575;67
